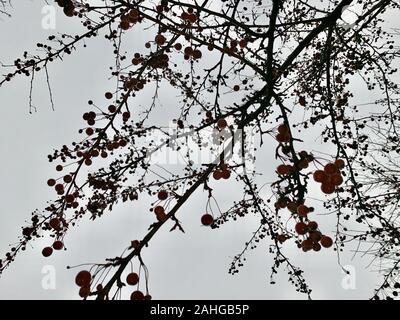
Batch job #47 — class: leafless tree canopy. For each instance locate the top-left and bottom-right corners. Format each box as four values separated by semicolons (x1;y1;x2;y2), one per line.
1;0;400;300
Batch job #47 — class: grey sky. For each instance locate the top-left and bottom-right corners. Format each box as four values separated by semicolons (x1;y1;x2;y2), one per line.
0;1;395;299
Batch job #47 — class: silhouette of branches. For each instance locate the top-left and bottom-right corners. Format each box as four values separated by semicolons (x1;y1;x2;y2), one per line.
1;0;400;300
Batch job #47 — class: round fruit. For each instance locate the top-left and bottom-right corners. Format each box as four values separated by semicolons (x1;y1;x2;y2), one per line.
312;242;322;252
297;205;309;217
213;170;222;180
276;234;287;243
297;160;309;170
155;34;166;45
221;170;231;180
154;206;165;215
105;92;113;99
276;198;288;209
331;174;343;186
144;294;152;300
287;201;298;213
79;286;90;298
47;179;56;187
309;231;322;243
157;190;168;200
42;247;53;257
334;159;345;169
295;222;308;235
75;270;92;287
63;175;72;183
131;290;145;300
313;170;327;183
301;239;313;252
239;39;248;48
321;183;335;194
217;118;227;129
320;236;333;248
52;241;64;250
49;218;60;229
65;194;75;203
298;151;308;158
201;214;214;226
126;272;139;286
307;221;318;231
192;50;202;59
277;124;289;134
277;164;291;175
156;211;167;222
324;163;338;174
108;105;117;113
276;133;290;143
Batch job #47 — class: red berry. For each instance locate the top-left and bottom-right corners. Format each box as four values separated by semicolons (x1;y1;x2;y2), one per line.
187;13;197;23
239;39;248;48
324;163;338;174
131;290;145;300
301;239;313;252
86;128;94;136
52;241;64;250
297;205;309;217
295;222;308;235
307;221;318;231
201;214;214;226
313;170;327;183
312;242;321;252
320;236;333;248
213;170;223;180
108;105;117;113
47;179;56;187
157;190;168;200
75;270;92;287
221;170;231;180
334;159;345;169
155;34;166;45
42;247;53;257
65;194;75;203
321;183;335;194
276;234;287;243
105;92;113;99
154;206;165;215
287;202;298;213
156;210;167;222
63;175;72;183
49;218;61;230
126;272;139;286
79;286;90;298
331;174;343;186
276;133;290;143
277;124;289;134
309;231;322;243
277;164;292;175
217;118;227;129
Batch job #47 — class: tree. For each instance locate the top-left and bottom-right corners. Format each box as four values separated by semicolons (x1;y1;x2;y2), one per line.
1;0;400;300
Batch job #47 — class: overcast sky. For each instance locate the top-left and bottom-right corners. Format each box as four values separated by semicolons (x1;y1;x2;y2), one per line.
0;1;397;300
